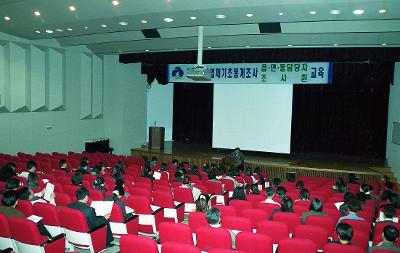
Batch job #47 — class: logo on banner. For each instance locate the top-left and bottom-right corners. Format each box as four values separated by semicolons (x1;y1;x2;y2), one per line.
172;67;184;79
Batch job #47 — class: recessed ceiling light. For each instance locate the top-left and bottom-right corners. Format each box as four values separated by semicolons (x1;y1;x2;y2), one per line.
246;13;254;17
145;49;149;52
112;0;119;6
216;14;226;19
207;46;212;49
4;16;11;21
382;43;387;46
288;44;293;47
34;11;41;16
119;21;128;26
378;9;386;14
279;12;284;16
353;9;364;15
35;30;41;34
245;45;251;48
45;29;54;34
84;26;88;29
190;16;197;20
141;20;148;24
164;17;174;22
67;28;72;31
101;24;107;27
333;43;339;46
310;11;317;15
69;6;76;11
329;9;341;15
56;28;63;32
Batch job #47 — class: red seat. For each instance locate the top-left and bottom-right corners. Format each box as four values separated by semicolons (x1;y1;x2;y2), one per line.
159;222;194;245
221;216;253;232
109;203;139;237
370;250;400;253
229;200;252;215
120;234;158;253
340;219;370;234
59;207;107;253
240;208;269;229
126;195;163;234
294;225;329;250
88;189;105;201
322;243;364;253
236;231;273;253
206;181;228;205
54;193;72;206
0;213;17;252
16;199;34;217
188;212;210;232
373;222;400;246
208;249;245;253
216;205;237;218
257;220;289;244
246;194;265;207
294;205;309;216
195;227;232;251
272;212;301;234
9;216;65;253
351;231;370;251
278;238;318;253
33;202;63;237
255;202;280;217
161;241;201;253
305;215;336;237
152;190;184;223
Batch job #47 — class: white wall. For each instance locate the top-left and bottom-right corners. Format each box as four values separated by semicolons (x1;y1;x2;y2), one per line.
387;62;400;181
146;82;174;142
0;32;148;155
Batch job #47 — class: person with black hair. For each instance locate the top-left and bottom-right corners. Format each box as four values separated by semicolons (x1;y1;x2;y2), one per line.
360;183;373;200
301;198;328;224
348;173;359;184
339;192;356;216
173;170;184;183
77;160;90;174
59;159;69;173
181;175;202;201
337;199;365;224
249;184;260;195
368;225;400;252
0;162;17;182
296;181;304;189
67;187;114;247
273;177;281;188
222;168;242;188
19;160;37;179
333;177;347;192
93;177;107;195
253;167;266;186
141;166;155;181
377;205;398;223
270;196;294;219
5;178;20;191
276;186;287;198
228;186;246;204
207;169;219;182
187;165;201;179
296;188;310;202
0;190;54;238
206;207;236;248
27;172;40;190
262;186;280;206
105;185;134;220
356;192;368;204
331;223;353;245
196;194;211;212
71;172;83;186
18;186;56;205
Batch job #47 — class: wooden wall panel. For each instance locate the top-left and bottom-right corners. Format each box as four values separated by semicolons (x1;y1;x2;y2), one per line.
91;55;103;118
80;52;92;119
30;45;46;111
9;42;29;112
47;48;65;111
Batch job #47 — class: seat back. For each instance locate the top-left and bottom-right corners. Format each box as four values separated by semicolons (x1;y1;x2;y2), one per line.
240;208;269;228
257;220;289;244
195;227;232;251
174;187;195;203
127;196;152;214
220;179;235;192
236;232;273;253
322;243;364;253
153;191;175;208
58;207;90;232
278;238;317;253
352;231;370;251
273;212;301;233
120;234;158;253
221;216;252;232
55;193;72;206
110;203;125;223
33;202;61;226
159;222;194;245
0;213;11;237
161;241;201;253
246;194;265;207
206;181;223;195
188;212;210;231
294;225;329;249
216;205;237;218
229;200;252;214
256;202;280;217
9;216;47;245
340;219;370;233
305;215;336;237
88;189;104;201
16;199;34;217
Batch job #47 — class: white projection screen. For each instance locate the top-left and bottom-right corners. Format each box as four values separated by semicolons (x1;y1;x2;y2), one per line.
212;83;293;154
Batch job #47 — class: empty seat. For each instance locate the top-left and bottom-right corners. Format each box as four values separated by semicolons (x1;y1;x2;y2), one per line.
109;203;139;237
0;213;17;252
196;227;232;251
221;216;253;233
305;215;336;237
278;238;318;253
294;225;329;250
257;220;289;244
229;200;252;215
159;222;194;245
322;243;364;253
120;234;158;253
216;205;237;218
152;190;185;223
188;212;210;232
240;208;269;229
236;231;273;253
161;241;201;253
33;202;64;237
272;212;301;234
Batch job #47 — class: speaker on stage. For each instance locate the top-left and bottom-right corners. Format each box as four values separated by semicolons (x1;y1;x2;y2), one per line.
149;127;165;150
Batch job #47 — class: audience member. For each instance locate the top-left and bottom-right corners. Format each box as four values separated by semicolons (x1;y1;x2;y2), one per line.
105;185;134;220
196;194;211;212
253;167;266;186
27;172;40;190
262;187;281;206
337;199;365;224
93;177;107;195
19;160;37;179
296;188;310;201
331;223;353;245
271;196;293;219
0;162;17;182
228;186;246;204
5;178;20;191
59;159;69;173
368;225;400;252
206;207;236;248
273;177;281;188
181;175;201;201
376;205;398;223
18;186;55;205
301;198;328;224
249;184;260;195
296;180;304;189
339;192;355;216
276;186;287;198
71;172;83;186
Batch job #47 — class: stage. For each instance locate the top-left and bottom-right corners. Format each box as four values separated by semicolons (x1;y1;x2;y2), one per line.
131;142;391;182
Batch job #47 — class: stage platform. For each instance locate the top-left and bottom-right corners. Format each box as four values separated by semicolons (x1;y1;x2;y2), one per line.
131;142;392;182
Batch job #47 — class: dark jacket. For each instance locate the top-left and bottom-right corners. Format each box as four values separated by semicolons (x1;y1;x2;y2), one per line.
67;201;106;229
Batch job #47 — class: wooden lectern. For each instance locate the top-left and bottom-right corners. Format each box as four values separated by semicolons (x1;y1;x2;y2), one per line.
149;127;165;150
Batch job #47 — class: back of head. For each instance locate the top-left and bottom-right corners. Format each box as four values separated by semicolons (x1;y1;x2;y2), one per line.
206;207;221;225
360;183;372;194
336;223;353;241
207;169;217;180
348;173;357;184
76;187;89;201
26;160;37;172
71;172;83;186
94;177;104;187
356;192;367;204
309;198;323;212
343;192;355;203
1;190;18;207
183;175;191;185
91;165;101;175
299;188;310;200
276;186;287;198
296;180;304;189
383;225;399;242
348;199;361;213
196;197;210;212
273;177;281;187
59;159;67;168
383;205;396;219
286;174;295;183
17;186;31;200
266;186;275;198
6;178;20;190
385;181;394;191
254;167;261;174
27;172;38;188
389;193;399;207
250;184;260;195
232;186;246;200
281;196;293;212
160;163;167;171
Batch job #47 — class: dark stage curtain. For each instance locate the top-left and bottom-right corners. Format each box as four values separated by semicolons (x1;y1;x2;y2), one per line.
173;83;213;144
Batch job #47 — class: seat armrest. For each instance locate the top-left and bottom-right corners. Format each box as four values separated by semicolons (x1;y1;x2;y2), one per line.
175;202;185;209
124;214;139;224
40;233;65;246
152;207;164;215
223;191;229;196
88;223;107;233
1;248;13;253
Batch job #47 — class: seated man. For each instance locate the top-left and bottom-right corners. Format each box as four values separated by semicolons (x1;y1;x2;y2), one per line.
0;190;53;238
230;147;245;168
262;187;281;206
368;225;400;252
337;199;365;224
67;187;114;247
331;223;353;245
19;160;37;179
206;207;235;249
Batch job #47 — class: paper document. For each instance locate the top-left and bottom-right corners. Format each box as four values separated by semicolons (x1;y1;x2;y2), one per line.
153;171;162;180
90;201;113;216
27;215;43;223
125;206;134;214
43;182;55;202
334;202;344;210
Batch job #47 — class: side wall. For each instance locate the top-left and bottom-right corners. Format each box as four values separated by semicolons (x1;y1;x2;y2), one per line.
387;62;400;180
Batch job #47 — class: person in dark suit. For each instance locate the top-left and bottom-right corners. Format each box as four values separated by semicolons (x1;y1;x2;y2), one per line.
67;187;114;247
368;225;400;252
105;185;134;221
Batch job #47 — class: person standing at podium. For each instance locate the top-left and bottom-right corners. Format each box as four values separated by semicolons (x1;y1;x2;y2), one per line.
230;147;245;168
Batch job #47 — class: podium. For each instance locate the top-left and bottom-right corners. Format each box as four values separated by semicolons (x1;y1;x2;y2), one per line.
149;127;165;150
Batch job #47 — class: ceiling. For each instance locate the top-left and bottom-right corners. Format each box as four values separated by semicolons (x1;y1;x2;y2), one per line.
0;0;399;55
